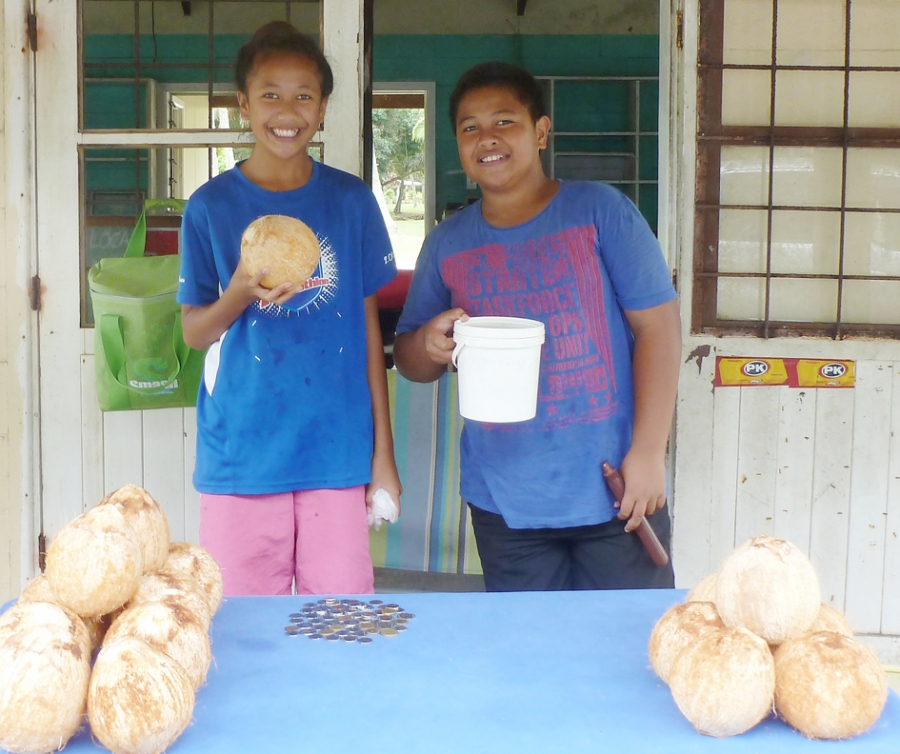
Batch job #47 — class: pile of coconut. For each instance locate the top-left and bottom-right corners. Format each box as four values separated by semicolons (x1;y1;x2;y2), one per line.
650;535;889;740
0;484;223;754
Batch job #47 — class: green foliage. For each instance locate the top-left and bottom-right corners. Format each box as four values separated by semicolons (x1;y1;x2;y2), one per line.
373;108;425;188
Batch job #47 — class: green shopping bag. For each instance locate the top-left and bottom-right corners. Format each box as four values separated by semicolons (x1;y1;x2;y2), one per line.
88;199;205;411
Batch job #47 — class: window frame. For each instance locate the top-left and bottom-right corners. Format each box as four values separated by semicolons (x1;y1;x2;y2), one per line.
693;0;900;339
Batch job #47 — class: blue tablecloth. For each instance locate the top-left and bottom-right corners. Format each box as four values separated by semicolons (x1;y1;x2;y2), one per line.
2;589;899;752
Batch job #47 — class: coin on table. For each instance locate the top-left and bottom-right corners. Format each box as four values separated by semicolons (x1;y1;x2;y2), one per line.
394;624;408;632
358;621;374;630
284;626;300;636
380;627;399;637
324;634;340;642
365;628;379;635
356;636;374;644
307;633;323;640
398;612;415;620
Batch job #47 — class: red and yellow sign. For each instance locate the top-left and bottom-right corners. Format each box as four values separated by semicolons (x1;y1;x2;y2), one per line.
715;358;855;388
794;359;855;388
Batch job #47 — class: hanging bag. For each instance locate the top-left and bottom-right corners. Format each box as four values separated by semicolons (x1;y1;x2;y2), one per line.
88;198;205;411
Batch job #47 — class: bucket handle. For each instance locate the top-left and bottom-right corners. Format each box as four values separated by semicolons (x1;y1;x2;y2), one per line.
451;340;464;368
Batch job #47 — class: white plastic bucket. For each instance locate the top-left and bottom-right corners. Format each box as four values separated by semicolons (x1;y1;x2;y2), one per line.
451;316;545;423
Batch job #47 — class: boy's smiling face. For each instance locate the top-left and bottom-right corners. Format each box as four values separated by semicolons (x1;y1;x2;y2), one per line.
455;85;551;196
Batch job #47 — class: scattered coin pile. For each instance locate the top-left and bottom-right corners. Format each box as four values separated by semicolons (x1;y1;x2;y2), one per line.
284;598;415;643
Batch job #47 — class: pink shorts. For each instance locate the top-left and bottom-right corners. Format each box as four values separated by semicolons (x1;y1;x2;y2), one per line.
199;486;374;596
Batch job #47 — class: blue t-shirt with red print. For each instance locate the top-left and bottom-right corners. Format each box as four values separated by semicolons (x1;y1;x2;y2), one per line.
178;161;396;495
396;181;675;528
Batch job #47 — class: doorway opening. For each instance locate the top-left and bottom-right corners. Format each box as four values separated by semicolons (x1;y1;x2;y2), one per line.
372;83;436;270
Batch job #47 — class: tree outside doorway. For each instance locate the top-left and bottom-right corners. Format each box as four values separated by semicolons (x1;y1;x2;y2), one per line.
373;105;426;269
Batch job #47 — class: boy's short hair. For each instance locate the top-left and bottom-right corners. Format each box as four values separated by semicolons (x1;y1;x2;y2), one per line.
449;62;547;129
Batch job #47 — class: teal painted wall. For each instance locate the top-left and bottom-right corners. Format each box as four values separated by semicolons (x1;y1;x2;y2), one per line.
373;35;658;225
84;34;659;226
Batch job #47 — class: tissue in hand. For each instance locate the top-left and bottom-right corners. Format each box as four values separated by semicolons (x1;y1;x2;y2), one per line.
367;488;399;530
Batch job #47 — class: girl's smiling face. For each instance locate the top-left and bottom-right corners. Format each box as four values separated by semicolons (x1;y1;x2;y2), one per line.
238;53;327;165
454;85;550;195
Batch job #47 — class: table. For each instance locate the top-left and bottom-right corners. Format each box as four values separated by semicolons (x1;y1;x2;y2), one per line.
3;589;899;753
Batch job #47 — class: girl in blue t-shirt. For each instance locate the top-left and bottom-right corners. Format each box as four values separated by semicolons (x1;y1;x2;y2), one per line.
177;21;401;596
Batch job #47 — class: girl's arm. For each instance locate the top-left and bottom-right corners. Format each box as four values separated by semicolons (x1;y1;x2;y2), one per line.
364;294;402;514
181;261;295;350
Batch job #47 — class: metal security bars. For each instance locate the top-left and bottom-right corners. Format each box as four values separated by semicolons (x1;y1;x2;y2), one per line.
694;0;900;339
539;75;660;232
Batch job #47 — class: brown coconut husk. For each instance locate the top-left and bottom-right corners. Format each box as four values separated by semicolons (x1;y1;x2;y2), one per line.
98;484;170;573
806;603;853;638
648;601;724;683
164;542;224;616
716;535;820;645
774;631;888;739
0;601;92;754
18;573;112;652
668;625;776;737
105;601;212;690
45;505;143;618
685;572;718;603
128;569;213;630
88;636;194;754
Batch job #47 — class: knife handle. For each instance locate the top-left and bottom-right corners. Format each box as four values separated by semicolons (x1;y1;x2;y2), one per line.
601;461;670;567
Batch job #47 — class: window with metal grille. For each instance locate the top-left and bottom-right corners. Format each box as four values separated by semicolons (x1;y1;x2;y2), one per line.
539;75;660;233
694;0;900;339
78;0;321;325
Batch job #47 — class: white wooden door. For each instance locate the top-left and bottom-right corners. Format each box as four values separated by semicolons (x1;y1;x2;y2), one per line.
33;0;198;544
32;1;364;552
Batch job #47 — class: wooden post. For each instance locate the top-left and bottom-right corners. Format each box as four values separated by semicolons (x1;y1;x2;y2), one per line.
321;0;365;178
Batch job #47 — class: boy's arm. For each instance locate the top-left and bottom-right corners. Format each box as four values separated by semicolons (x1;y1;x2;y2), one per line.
617;298;682;531
393;308;469;384
364;295;402;513
181;262;295;350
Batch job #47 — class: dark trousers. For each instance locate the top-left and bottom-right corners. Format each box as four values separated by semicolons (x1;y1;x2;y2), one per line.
469;504;675;592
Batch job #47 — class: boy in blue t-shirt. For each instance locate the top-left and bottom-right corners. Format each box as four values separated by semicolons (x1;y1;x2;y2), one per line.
394;62;682;591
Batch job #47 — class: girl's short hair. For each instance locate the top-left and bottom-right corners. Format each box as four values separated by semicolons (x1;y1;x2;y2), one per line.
235;21;334;98
449;62;547;129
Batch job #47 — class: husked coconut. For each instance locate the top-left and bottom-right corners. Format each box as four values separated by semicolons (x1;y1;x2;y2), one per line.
716;536;820;645
105;601;212;690
128;570;213;630
0;601;92;754
686;573;718;603
46;505;142;618
89;636;194;754
668;626;775;737
98;484;170;572
806;603;853;638
18;574;110;651
774;631;887;739
165;542;224;615
648;601;724;683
